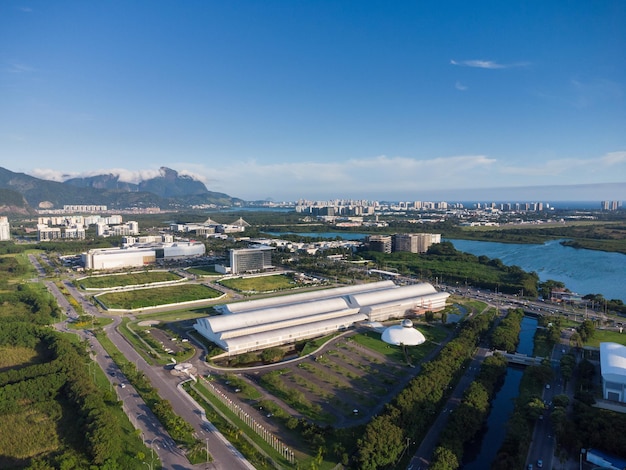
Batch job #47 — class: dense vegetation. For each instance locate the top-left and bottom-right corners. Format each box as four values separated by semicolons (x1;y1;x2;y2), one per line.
353;310;496;469
0;252;152;469
491;309;524;352
430;354;508;469
359;241;539;297
0;316;143;468
552;357;626;458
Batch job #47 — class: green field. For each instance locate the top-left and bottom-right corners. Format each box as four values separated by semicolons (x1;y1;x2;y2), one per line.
78;270;182;289
585;329;626;347
187;265;219;276
97;283;223;309
219;274;296;293
351;323;449;363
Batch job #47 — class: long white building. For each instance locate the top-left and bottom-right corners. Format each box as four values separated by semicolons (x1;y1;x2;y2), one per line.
82;241;205;270
194;281;449;356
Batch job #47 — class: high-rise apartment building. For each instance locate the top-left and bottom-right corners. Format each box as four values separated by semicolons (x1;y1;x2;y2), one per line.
367;235;392;253
392;233;441;253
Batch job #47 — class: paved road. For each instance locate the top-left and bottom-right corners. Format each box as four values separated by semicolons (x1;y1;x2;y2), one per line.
36;261;254;469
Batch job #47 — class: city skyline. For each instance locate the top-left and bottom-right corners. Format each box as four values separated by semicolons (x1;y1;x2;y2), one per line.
1;1;625;201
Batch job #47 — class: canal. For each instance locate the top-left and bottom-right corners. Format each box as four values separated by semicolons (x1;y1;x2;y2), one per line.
462;316;538;469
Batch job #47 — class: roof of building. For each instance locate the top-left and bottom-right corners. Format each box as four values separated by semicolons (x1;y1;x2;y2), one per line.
381;319;426;346
195;281;448;354
221;280;396;314
600;342;626;384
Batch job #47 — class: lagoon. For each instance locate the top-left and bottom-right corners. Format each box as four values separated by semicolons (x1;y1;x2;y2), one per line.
265;231;625;302
448;239;626;302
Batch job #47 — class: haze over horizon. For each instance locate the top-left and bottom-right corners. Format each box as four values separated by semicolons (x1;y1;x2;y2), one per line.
1;2;624;201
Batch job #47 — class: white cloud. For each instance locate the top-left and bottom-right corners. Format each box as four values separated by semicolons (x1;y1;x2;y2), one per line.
178;154;497;200
500;151;626;177
450;59;528;69
30;169;71;182
455;81;468;91
7;63;35;73
28;151;624;201
599;151;626;166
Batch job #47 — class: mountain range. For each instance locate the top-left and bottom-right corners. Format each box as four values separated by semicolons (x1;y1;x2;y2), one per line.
0;166;242;214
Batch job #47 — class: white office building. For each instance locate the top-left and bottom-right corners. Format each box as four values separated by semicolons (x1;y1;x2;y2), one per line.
229;246;274;274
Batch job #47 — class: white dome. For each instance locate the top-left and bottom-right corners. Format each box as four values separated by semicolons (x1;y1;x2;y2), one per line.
381;321;426;346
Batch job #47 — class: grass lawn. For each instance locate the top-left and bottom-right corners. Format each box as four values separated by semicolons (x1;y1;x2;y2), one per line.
78;270;182;289
96;284;223;309
350;323;449;364
585;329;626;347
219;274;295;293
187;265;219;276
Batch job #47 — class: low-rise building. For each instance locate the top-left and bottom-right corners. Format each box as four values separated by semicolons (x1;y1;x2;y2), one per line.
194;281;449;356
82;241;205;270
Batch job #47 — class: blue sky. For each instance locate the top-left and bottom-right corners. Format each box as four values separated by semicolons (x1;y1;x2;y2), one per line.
1;1;625;201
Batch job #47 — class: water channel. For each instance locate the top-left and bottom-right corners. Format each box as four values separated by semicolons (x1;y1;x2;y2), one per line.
462;316;538;469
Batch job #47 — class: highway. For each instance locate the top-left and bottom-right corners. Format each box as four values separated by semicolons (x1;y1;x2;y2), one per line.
35;257;254;470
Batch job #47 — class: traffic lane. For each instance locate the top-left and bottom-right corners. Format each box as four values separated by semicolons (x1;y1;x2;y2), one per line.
106;325;253;470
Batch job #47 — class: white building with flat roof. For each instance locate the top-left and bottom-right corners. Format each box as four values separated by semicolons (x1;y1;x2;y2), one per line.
82;241;205;270
601;342;626;403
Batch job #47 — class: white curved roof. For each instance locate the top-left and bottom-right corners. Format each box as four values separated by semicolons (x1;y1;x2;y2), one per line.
205;297;352;332
212;313;367;352
194;280;449;355
218;307;361;340
381;321;426;346
600;342;626;384
224;280;395;314
349;283;436;307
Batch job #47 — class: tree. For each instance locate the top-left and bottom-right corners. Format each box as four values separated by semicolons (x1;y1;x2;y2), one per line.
579;319;595;341
431;446;459;470
357;415;405;469
261;347;284;363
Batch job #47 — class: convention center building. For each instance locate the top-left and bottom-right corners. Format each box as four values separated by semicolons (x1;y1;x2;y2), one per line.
194;280;449;356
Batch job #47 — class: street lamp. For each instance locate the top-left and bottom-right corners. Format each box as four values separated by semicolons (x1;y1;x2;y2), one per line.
206;437;210;468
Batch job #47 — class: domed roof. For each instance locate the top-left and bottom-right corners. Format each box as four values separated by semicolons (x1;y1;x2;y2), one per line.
381;320;426;346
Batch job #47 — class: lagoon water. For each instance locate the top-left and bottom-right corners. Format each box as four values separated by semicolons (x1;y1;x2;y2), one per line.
449;238;626;302
265;231;625;302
